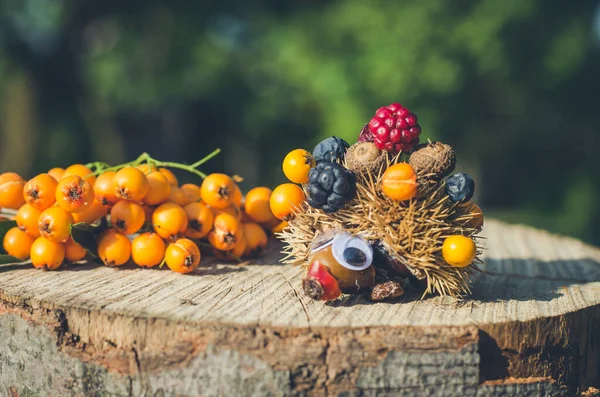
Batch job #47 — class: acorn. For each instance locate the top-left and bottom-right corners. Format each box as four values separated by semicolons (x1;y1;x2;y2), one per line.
302;233;375;300
409;142;456;180
345;142;386;175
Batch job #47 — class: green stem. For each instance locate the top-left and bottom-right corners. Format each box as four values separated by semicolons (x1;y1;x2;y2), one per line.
89;150;219;179
191;148;221;168
153;161;207;179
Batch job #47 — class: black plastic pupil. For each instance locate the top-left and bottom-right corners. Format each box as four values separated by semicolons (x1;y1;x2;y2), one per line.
343;247;366;266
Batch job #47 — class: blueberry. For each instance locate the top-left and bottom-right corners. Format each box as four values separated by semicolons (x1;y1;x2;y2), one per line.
333;178;349;195
308;184;328;204
445;172;475;202
313;136;350;163
318;170;335;191
327;193;345;208
307;196;323;209
343;247;366;266
321;204;337;213
308;168;320;184
332;167;345;179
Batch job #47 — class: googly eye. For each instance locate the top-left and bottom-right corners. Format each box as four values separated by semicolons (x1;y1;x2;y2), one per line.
343;247;367;266
332;233;373;271
308;229;339;254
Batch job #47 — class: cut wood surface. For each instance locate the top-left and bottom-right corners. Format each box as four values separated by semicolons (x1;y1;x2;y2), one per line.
0;219;599;396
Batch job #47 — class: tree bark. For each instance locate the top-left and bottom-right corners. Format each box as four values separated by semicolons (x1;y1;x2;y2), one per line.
0;219;598;396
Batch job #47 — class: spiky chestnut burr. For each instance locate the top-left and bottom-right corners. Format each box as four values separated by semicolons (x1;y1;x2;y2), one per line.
409;142;456;180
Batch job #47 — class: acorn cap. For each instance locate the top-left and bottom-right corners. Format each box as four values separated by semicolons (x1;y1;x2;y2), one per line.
345;142;386;174
409;142;456;180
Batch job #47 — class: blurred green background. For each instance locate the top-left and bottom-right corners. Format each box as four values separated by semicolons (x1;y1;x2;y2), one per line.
0;0;599;244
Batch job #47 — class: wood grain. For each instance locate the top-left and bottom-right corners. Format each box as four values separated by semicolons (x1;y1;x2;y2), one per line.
0;219;598;396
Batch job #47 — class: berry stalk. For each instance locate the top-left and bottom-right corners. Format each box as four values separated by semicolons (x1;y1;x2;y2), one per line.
89;149;221;179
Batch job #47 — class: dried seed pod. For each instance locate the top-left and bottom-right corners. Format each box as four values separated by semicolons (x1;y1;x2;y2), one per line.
344;142;386;175
409;142;456;180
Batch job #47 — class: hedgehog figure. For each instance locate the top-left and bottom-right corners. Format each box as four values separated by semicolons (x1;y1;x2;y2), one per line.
274;104;484;302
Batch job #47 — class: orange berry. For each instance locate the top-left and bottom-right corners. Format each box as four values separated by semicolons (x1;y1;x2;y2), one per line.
231;183;243;207
141;204;155;223
208;213;242;251
113;167;149;201
159;168;178;187
270;183;305;221
131;232;165;268
213;234;247;261
0;172;26;209
152;203;188;241
110;200;145;235
47;167;65;181
381;163;418;201
15;204;42;238
55;175;95;213
260;216;281;231
210;203;242;220
136;163;157;174
245;187;276;223
38;206;74;242
143;171;171;206
200;173;234;210
97;229;131;267
165;238;200;274
72;200;108;224
184;202;214;239
271;220;289;234
181;183;202;203
62;164;96;185
167;186;191;207
242;223;268;257
64;238;87;262
30;237;65;270
3;227;34;260
94;171;118;206
23;173;58;211
282;149;315;184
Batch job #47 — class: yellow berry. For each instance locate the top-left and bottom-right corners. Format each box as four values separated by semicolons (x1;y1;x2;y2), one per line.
442;235;476;268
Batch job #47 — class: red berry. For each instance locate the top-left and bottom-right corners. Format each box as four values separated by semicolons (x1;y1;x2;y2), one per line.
375;107;392;119
387;103;403;113
375;126;389;141
405;113;418;126
397;108;410;118
368;119;382;133
359;102;421;154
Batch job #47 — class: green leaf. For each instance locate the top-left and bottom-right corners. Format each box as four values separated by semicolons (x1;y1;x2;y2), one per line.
70;219;109;260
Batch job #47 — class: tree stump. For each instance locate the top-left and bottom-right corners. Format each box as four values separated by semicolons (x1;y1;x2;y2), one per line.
0;220;599;396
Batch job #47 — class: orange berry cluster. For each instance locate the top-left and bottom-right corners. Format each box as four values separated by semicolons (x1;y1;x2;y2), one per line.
0;160;279;274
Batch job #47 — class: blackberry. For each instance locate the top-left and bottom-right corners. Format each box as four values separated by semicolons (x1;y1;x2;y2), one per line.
307;161;356;213
312;137;350;163
445;172;475;203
